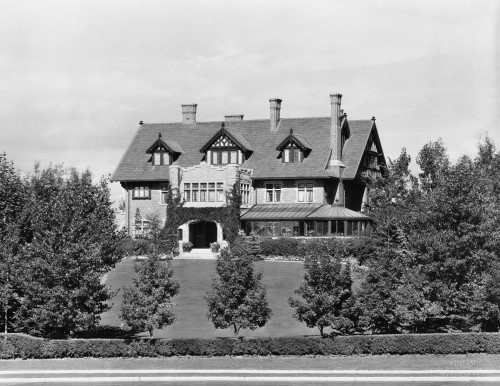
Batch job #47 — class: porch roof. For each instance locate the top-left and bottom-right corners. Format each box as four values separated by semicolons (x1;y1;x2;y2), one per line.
241;204;321;220
241;204;371;221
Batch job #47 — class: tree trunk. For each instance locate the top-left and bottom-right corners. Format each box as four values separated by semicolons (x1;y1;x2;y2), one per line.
233;324;239;336
319;325;324;337
149;328;154;338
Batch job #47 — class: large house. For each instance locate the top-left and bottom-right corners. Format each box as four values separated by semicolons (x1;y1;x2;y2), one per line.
111;93;386;249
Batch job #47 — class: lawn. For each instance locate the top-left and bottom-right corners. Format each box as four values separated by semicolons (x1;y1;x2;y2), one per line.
100;259;317;338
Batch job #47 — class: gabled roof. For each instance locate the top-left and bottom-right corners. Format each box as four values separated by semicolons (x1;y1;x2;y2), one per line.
275;129;313;151
200;123;254;153
341;120;386;179
111;116;384;182
146;133;183;154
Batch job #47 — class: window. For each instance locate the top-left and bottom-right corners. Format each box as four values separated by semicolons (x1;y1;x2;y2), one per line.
160;185;168;204
184;183;191;202
132;186;150;200
152;149;171;166
266;183;281;202
200;183;207;202
241;183;251;204
184;181;224;203
208;183;216;202
192;183;199;202
209;134;241;165
217;182;224;202
298;182;314;202
282;144;303;163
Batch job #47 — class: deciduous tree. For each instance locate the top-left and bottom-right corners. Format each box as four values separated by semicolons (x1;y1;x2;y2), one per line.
120;253;180;337
205;241;271;336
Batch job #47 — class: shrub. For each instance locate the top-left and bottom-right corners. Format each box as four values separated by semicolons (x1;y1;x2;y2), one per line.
2;333;500;358
259;237;299;257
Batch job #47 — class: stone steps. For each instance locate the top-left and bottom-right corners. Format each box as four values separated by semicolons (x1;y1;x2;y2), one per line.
177;248;218;260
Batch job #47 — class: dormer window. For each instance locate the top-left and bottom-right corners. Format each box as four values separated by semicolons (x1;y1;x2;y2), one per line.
276;129;312;163
152;148;171;166
210;135;240;165
283;145;303;163
200;123;254;166
146;132;183;166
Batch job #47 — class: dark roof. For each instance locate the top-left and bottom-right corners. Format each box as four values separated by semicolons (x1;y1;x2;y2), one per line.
146;136;184;154
200;125;254;153
276;130;313;151
307;205;371;220
341;120;384;179
240;203;370;221
111;117;381;182
241;204;322;220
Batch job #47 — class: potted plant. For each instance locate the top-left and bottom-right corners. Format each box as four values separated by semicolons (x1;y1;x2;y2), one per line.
182;241;193;252
210;242;220;253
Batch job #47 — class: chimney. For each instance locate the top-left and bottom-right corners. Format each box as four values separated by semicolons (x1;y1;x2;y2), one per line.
181;104;197;124
330;93;342;159
225;114;244;122
269;98;282;131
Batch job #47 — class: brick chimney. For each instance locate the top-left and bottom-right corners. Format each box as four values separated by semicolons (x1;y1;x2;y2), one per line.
225;115;244;122
330;93;342;159
269;98;282;131
181;104;197;124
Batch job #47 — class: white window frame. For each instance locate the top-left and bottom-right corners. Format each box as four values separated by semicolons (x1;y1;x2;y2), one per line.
297;181;314;203
265;182;282;203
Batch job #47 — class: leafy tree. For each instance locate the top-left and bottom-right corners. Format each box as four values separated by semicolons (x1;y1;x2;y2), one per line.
0;153;25;335
205;240;271;336
358;137;500;333
12;165;119;338
289;241;355;336
120;253;180;337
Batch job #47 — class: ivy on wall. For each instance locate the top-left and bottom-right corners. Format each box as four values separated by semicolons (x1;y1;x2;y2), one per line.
160;182;242;253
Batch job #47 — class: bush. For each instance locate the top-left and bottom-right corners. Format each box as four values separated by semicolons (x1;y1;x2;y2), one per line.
259;237;299;257
2;332;500;358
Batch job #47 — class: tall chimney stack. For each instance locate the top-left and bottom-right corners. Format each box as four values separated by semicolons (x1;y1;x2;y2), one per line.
269;98;282;131
181;104;197;124
330;93;342;159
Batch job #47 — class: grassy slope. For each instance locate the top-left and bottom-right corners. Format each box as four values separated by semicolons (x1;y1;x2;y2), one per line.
100;259;316;338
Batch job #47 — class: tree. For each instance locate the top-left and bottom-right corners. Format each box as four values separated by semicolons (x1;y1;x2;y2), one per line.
205;240;271;336
0;153;25;336
120;253;180;337
289;241;355;336
12;165;119;338
357;138;500;333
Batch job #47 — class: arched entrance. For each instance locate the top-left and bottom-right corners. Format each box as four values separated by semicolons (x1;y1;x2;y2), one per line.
189;221;217;248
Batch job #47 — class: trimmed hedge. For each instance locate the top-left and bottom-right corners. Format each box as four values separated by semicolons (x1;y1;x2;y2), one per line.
1;333;500;359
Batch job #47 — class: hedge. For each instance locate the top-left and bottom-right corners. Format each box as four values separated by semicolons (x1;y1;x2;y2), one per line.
1;333;500;359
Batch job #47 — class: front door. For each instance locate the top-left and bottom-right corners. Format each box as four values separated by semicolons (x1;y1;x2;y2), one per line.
189;221;217;248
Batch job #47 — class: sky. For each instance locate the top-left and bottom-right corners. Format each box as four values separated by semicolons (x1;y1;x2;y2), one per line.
1;0;499;206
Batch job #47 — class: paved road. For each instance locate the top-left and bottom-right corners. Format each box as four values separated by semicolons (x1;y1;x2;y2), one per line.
1;354;499;384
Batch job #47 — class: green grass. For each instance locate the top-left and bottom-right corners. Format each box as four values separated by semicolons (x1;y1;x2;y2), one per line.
100;259;316;338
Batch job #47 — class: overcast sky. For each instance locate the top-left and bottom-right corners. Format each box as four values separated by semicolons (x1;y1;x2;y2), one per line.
1;0;499;205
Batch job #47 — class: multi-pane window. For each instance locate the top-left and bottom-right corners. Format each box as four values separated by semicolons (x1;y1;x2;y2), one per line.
266;183;282;202
241;183;251;204
152;149;171;166
298;182;313;202
184;182;225;202
132;186;151;200
184;183;191;202
217;182;224;202
209;135;241;165
160;185;168;204
282;145;303;163
200;183;207;202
